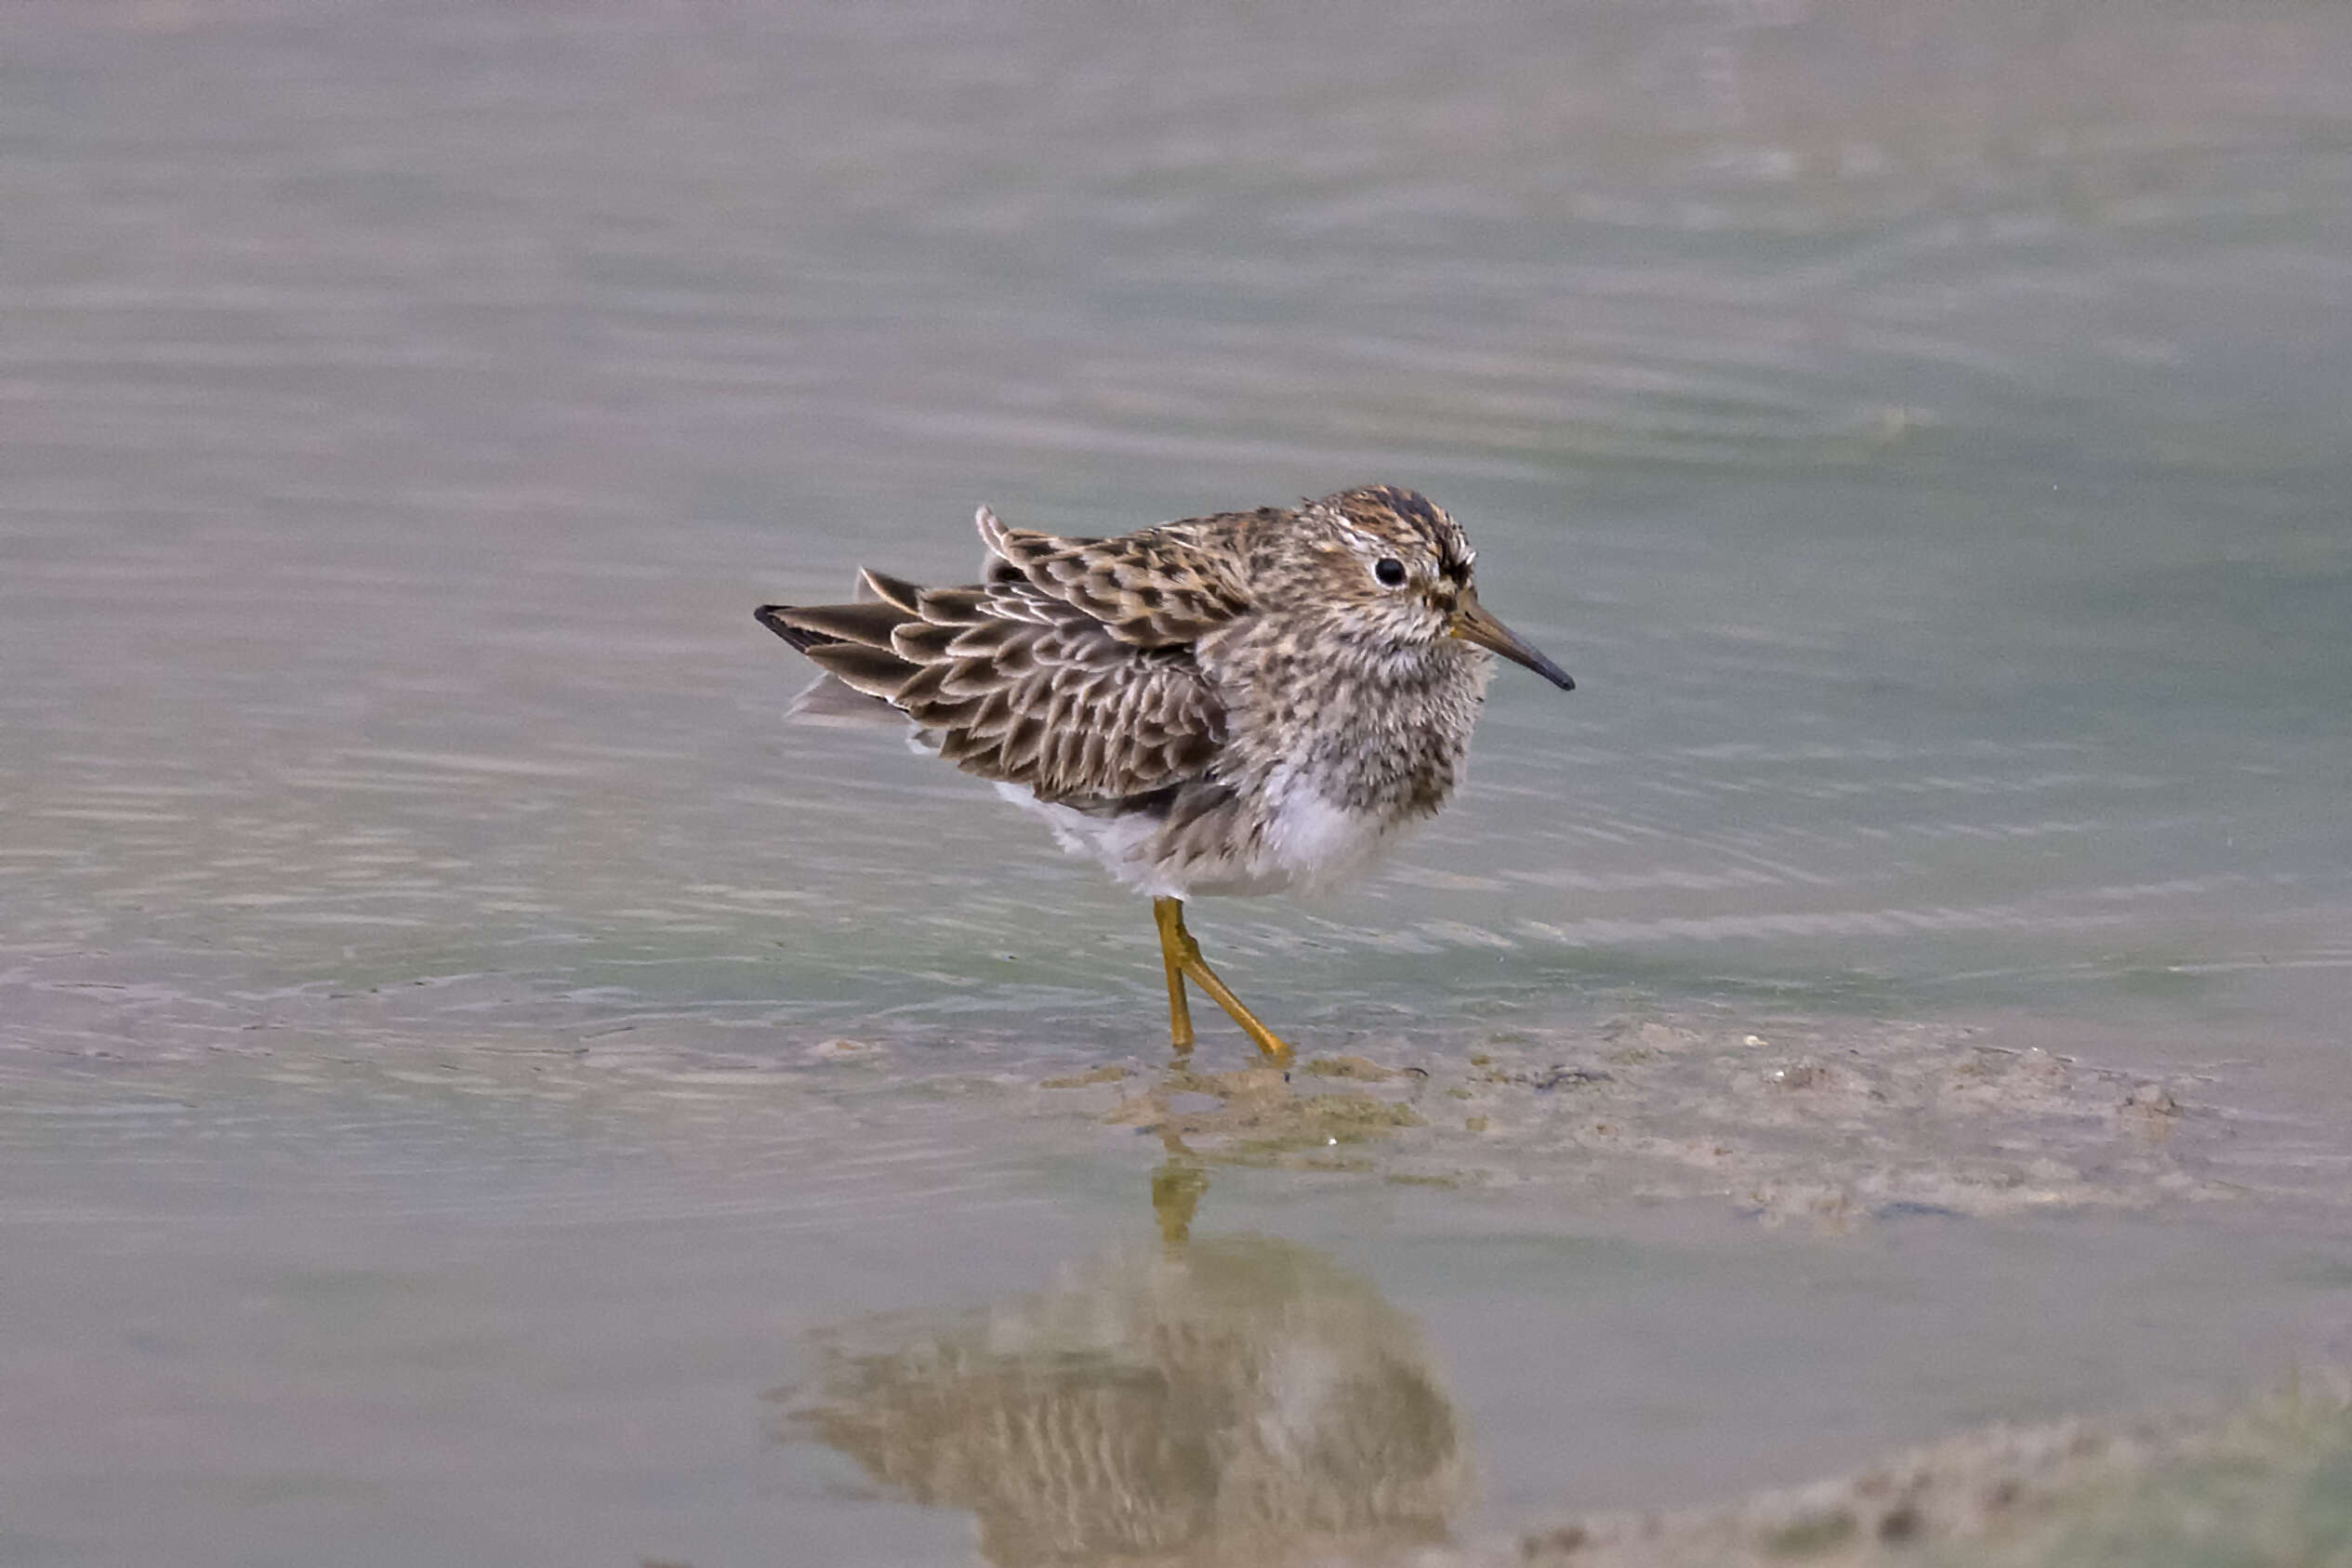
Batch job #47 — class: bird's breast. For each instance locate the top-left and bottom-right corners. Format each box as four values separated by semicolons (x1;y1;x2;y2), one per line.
1245;659;1487;817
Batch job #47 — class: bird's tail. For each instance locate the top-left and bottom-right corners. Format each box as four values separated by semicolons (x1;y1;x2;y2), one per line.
756;569;932;721
753;602;835;653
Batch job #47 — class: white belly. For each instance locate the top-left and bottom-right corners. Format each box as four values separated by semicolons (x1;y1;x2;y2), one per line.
994;769;1412;901
1253;771;1402;890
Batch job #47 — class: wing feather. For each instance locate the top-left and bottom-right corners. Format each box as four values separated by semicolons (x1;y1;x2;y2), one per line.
760;564;1224;806
777;600;908;646
972;505;1252;647
800;640;912;698
858;569;925;613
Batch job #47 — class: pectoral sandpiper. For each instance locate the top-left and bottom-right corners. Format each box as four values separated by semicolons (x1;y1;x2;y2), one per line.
757;484;1573;1061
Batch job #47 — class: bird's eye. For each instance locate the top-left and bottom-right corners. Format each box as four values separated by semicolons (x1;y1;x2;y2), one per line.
1373;558;1408;588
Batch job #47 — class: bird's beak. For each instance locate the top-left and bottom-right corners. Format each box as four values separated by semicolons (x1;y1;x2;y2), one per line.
1450;589;1575;691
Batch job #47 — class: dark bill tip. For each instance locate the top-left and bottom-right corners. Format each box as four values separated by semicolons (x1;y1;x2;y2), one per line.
1451;598;1575;691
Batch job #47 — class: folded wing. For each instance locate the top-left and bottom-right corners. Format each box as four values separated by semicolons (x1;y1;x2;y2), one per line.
757;565;1227;807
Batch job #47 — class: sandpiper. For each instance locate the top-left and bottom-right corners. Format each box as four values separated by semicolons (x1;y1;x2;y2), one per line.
757;484;1574;1061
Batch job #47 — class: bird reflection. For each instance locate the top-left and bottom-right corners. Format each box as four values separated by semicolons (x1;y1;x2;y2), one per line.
778;1151;1470;1566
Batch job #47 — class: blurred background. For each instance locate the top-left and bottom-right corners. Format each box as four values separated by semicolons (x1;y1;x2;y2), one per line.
3;3;2349;1565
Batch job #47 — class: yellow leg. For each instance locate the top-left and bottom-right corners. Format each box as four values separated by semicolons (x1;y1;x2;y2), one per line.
1151;897;1292;1062
1154;896;1196;1052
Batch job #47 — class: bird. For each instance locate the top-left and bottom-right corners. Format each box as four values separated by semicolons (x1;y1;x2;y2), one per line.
756;484;1574;1063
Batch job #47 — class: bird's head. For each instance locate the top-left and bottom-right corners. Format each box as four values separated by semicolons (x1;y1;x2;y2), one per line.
1260;485;1575;691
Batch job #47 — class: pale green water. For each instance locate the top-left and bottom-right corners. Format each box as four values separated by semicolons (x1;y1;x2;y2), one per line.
3;3;2351;1564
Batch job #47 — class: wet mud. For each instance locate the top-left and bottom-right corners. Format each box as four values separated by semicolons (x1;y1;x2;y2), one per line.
1033;1007;2277;1228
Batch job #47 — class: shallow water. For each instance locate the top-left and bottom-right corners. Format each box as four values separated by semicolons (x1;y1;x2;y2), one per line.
4;2;2351;1563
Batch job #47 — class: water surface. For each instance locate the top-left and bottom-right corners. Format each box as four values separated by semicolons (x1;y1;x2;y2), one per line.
4;2;2350;1563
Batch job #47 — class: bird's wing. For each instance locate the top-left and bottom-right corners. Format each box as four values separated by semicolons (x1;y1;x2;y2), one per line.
758;573;1225;807
973;506;1250;648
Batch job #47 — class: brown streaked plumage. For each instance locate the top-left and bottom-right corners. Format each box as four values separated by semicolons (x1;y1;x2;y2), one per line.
757;484;1573;1061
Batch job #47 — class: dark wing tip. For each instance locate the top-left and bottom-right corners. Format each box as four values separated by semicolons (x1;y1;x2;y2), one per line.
756;603;831;652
